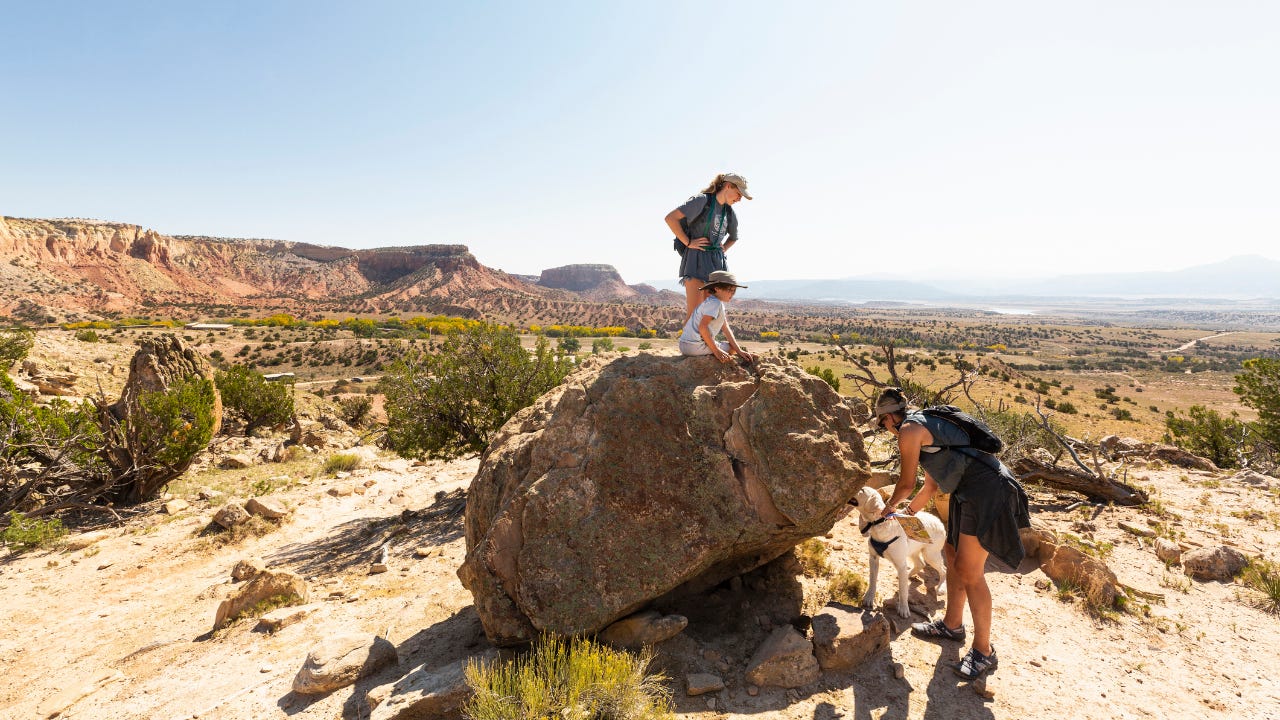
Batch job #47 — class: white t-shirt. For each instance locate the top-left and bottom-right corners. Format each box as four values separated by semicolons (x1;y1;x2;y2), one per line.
680;296;726;344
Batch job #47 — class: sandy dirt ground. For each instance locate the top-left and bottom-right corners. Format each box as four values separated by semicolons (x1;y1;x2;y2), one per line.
2;444;1279;720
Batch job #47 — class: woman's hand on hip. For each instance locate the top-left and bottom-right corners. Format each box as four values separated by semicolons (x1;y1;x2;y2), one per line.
688;237;709;251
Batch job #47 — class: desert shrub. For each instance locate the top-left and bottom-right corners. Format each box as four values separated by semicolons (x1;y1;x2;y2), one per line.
1056;401;1078;414
215;366;295;436
337;395;373;428
1235;358;1280;446
1241;557;1280;614
74;329;100;343
980;407;1064;462
558;336;581;354
1163;405;1246;469
98;375;220;504
2;511;67;553
591;337;614;354
805;366;841;392
323;452;361;474
828;569;867;604
381;324;573;460
0;327;35;369
796;538;831;577
464;633;673;720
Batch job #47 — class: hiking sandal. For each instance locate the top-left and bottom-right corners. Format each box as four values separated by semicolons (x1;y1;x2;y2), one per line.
954;646;998;679
910;618;966;642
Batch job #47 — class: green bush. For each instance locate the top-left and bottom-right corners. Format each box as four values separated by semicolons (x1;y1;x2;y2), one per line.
591;337;614;354
1163;405;1246;469
381;324;573;460
337;395;374;428
464;633;673;720
1241;557;1280;614
216;366;295;436
74;329;100;343
323;453;361;474
1235;358;1280;446
805;366;841;392
558;336;581;354
0;327;35;369
2;511;67;553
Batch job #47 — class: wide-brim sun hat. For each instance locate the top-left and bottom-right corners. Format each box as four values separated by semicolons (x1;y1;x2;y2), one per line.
700;270;748;291
723;173;752;200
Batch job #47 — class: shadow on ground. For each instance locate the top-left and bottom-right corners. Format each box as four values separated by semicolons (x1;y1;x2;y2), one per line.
267;488;467;576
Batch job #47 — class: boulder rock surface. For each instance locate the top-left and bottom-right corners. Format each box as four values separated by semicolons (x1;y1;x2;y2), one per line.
1183;545;1248;581
458;355;869;645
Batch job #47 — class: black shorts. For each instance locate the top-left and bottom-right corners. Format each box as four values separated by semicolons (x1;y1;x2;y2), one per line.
950;496;979;538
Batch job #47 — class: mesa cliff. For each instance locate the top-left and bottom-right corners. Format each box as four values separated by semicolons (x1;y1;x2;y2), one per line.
0;216;683;327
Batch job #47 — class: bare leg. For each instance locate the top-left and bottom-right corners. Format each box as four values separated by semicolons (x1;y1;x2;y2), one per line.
952;533;992;655
683;278;704;320
942;542;967;630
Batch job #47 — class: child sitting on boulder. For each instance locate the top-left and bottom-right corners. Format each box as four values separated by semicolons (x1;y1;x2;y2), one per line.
678;271;755;364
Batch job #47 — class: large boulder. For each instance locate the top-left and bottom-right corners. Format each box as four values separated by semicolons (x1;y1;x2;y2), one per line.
458;355;869;646
109;334;221;432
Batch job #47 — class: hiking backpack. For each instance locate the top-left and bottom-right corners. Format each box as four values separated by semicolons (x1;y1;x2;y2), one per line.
920;405;1004;455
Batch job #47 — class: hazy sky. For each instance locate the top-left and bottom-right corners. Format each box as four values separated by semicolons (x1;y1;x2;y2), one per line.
3;1;1278;289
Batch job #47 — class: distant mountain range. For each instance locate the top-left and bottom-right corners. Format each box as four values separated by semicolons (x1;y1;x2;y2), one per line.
738;255;1279;303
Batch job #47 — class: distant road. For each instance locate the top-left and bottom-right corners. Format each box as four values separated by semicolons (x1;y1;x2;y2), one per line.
1173;332;1235;352
295;375;382;387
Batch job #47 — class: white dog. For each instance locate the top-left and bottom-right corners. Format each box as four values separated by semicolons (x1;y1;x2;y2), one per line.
849;485;948;618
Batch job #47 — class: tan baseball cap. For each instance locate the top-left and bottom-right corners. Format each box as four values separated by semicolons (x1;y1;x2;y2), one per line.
723;173;752;200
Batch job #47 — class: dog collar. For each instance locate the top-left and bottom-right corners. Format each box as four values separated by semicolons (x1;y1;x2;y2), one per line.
860;517;891;535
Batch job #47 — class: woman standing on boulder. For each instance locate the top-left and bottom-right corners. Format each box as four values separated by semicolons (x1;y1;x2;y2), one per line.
664;172;751;319
869;387;1030;681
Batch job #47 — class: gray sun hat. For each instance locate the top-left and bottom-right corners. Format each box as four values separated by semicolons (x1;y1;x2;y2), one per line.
700;270;748;291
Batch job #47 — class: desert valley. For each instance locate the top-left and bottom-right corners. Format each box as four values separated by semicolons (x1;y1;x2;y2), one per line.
2;215;1280;720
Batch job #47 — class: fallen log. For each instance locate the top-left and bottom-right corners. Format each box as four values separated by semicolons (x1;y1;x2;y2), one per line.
1012;457;1148;506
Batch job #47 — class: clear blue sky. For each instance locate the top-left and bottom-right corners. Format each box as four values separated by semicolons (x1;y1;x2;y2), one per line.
3;1;1278;288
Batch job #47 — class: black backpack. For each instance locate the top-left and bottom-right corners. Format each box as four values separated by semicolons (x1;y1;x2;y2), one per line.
920;405;1004;455
672;194;730;255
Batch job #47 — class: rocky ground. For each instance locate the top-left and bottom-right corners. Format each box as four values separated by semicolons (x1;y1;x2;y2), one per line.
1;435;1278;719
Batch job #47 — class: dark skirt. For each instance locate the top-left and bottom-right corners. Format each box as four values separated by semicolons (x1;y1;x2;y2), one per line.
946;459;1031;570
678;247;727;282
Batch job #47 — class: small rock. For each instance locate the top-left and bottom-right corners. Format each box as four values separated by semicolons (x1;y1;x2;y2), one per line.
747;685;759;697
368;650;497;720
245;496;290;520
231;557;266;581
96;562;114;571
213;503;251;529
163;499;190;515
364;479;378;487
686;673;725;696
328;484;355;497
599;610;688;648
891;661;905;679
702;649;723;662
370;563;389;574
260;665;273;673
197;488;224;501
744;626;820;689
293;633;398;695
222;453;255;469
413;547;434;558
214;570;307;630
1118;520;1156;538
811;604;891;671
256;603;319;633
1183;546;1248;581
335;471;352;480
1154;538;1182;564
706;697;717;711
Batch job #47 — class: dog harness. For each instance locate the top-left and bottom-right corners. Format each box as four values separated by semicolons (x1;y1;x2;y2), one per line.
860;517;899;558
